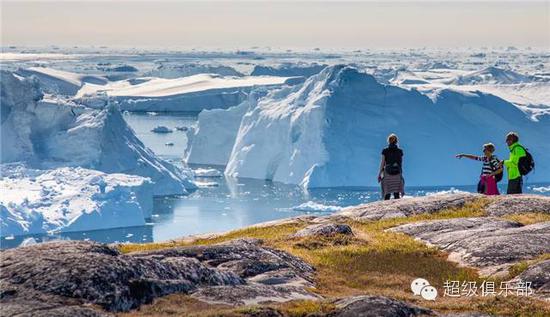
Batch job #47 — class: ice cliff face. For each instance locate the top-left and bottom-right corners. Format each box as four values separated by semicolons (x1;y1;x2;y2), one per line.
1;71;195;196
217;65;550;187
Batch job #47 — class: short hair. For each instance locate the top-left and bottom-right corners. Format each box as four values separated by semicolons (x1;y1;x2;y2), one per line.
387;133;398;145
506;132;519;142
483;143;495;153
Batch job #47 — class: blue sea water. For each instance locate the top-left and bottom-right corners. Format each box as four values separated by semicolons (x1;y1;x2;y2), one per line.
2;112;548;249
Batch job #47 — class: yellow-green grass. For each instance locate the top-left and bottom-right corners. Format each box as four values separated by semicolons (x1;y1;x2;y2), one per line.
507;253;550;279
117;198;550;316
119;222;306;253
501;212;550;225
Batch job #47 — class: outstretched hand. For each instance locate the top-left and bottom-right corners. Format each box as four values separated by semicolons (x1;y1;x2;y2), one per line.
455;154;463;159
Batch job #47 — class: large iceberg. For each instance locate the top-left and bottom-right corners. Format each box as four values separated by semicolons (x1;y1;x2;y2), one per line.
1;71;195;196
76;73;302;112
0;165;152;236
184;90;270;166
212;65;550;187
16;67;108;96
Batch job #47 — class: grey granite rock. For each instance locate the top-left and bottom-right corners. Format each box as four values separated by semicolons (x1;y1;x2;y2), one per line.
335;193;479;221
508;259;550;299
484;194;550;216
293;223;354;238
0;238;318;316
327;295;433;317
390;218;550;276
191;284;321;306
0;240;241;314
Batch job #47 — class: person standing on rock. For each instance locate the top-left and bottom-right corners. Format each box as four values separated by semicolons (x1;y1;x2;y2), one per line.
499;132;527;194
455;143;502;195
378;133;404;200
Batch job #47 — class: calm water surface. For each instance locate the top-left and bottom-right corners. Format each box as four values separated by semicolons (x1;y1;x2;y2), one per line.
2;112;548;248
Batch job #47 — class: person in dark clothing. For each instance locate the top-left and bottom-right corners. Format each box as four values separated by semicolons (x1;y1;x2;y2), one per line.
378;134;404;200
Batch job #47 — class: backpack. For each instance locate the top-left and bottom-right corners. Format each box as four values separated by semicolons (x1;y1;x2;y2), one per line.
490;157;504;183
518;146;535;176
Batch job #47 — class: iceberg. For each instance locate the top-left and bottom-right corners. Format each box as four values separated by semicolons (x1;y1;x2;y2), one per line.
75;73;301;112
291;201;342;213
1;70;195;196
448;66;538;85
185;100;249;166
220;65;549;188
147;63;243;78
251;63;327;77
0;164;152;236
16;67;108;96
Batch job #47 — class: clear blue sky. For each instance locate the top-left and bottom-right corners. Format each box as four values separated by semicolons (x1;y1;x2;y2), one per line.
2;1;549;49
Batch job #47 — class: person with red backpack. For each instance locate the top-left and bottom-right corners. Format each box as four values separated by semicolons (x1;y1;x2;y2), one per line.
456;143;503;195
498;132;535;194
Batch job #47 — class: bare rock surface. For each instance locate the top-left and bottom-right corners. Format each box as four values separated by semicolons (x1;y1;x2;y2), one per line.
508;259;550;299
327;295;433;317
335;193;479;220
192;284;320;306
484;194;550;216
390;218;550;276
292;223;353;238
0;239;317;316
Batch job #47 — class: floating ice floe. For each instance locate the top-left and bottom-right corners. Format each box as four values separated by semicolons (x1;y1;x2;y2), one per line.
291;201;343;213
151;126;173;133
193;168;223;178
532;186;550;193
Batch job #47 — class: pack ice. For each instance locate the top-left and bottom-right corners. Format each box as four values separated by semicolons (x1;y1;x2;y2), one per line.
0;71;195;237
188;65;550;187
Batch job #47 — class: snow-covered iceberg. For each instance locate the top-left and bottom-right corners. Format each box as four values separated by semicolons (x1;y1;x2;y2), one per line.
220;65;550;187
16;67;108;96
448;66;538;85
76;74;301;112
1;71;195;196
251;63;327;77
147;63;243;78
0;165;152;236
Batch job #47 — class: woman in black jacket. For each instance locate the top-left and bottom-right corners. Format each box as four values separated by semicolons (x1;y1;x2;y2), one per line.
377;134;404;200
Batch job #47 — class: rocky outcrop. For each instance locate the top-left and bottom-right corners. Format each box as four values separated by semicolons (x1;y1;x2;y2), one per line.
327;295;433;317
389;218;550;277
484;194;550;216
508;260;550;298
335;193;479;220
292;223;354;238
0;239;318;316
